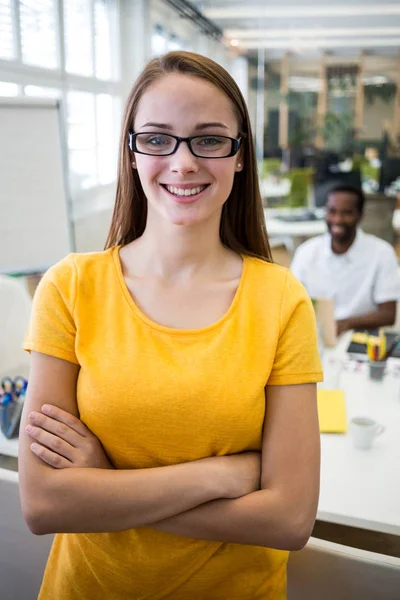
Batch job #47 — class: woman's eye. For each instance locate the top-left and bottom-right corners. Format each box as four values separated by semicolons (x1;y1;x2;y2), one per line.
146;135;169;146
199;136;223;146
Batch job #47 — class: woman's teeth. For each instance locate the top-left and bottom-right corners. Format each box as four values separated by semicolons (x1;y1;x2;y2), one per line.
165;185;206;197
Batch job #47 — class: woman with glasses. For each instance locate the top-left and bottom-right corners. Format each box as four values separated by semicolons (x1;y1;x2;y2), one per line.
19;51;322;599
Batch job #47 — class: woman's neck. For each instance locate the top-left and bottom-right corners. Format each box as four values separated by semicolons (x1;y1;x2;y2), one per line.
123;214;232;282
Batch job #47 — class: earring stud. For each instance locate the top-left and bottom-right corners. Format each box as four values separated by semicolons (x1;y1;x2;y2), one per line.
237;163;242;168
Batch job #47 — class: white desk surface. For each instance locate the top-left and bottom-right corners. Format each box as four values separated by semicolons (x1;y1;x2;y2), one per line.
0;430;19;458
318;332;400;535
264;208;327;238
261;179;291;199
265;207;400;239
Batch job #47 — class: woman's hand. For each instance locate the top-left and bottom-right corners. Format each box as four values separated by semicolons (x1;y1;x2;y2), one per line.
217;452;261;499
24;404;259;499
25;404;113;470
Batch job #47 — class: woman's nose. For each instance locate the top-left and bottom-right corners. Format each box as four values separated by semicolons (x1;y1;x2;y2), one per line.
169;141;199;174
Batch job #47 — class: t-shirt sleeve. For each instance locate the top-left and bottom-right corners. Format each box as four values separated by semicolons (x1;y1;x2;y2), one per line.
23;254;79;365
373;245;400;304
268;270;323;385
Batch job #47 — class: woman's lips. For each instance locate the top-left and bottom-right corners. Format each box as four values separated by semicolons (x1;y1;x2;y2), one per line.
160;183;210;203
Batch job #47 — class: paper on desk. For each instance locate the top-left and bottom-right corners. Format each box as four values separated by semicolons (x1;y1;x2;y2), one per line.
317;389;347;433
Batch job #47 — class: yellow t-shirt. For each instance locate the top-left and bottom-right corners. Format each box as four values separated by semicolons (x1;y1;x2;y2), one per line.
24;247;323;600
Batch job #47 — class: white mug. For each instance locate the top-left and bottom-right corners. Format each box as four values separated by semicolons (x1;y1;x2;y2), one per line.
350;417;385;450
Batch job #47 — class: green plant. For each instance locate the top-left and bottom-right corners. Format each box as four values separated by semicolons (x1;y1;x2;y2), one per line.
317;111;354;151
289;116;316;148
327;74;357;94
287;169;312;208
261;159;282;178
361;161;380;183
364;83;397;105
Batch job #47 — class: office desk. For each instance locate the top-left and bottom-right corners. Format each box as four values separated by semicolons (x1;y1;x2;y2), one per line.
318;365;400;536
265;206;400;247
0;430;18;458
264;208;327;251
261;178;290;200
315;332;400;557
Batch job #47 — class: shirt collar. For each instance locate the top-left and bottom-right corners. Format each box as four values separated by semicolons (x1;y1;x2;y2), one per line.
324;228;364;262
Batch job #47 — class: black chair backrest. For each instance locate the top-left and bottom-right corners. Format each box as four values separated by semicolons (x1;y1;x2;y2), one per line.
379;158;400;192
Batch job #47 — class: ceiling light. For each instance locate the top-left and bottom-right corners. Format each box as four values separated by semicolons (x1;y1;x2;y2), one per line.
242;38;400;49
224;27;400;40
206;5;400;20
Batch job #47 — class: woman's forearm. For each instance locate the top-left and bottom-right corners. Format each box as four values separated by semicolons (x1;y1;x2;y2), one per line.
24;457;226;535
148;488;314;551
23;452;260;536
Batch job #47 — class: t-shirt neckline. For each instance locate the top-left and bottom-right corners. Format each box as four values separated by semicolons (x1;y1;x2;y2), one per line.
112;245;248;336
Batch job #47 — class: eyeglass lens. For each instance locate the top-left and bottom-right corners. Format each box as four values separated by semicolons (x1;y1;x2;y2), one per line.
134;133;234;157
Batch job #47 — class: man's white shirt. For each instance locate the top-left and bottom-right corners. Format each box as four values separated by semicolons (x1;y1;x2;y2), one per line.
290;229;400;320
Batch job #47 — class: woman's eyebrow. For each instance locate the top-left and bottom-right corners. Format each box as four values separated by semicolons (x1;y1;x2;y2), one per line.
139;122;229;131
195;122;229;131
140;122;173;129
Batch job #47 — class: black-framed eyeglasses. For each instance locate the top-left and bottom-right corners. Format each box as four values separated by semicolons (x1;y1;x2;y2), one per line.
128;131;242;159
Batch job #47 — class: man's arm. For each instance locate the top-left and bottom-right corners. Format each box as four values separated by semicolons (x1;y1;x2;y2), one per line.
148;384;320;551
337;301;396;335
338;243;400;334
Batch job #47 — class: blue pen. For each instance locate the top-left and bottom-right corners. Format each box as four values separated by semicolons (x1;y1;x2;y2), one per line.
1;378;14;406
13;376;28;397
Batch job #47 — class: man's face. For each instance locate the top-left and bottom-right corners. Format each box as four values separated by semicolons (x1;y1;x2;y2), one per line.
325;192;362;244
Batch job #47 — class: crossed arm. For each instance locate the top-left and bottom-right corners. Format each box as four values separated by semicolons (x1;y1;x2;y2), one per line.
19;352;320;550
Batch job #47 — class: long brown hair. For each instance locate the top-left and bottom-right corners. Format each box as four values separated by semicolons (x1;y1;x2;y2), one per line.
105;51;272;262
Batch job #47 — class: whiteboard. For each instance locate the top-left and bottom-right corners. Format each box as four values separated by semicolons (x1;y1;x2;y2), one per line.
0;98;74;274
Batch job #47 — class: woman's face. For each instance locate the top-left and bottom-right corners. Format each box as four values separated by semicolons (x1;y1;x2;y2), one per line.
132;73;243;228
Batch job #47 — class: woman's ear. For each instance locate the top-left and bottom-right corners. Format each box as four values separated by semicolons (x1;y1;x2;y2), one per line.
235;146;244;172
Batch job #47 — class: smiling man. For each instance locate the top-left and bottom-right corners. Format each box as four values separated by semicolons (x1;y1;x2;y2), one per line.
291;184;400;335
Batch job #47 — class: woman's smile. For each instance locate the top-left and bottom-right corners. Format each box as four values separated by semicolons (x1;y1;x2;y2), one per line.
160;182;211;203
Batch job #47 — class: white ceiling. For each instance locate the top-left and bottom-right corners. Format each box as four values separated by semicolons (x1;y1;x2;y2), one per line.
193;0;400;64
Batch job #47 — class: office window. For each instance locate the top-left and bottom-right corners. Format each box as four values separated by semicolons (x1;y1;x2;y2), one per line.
0;0;15;60
24;85;61;98
94;0;112;80
64;0;93;76
20;0;59;69
152;25;167;56
96;93;117;184
167;35;182;52
0;81;18;96
2;1;120;193
67;91;97;190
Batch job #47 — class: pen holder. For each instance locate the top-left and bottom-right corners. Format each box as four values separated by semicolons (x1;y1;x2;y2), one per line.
0;399;24;439
368;360;386;381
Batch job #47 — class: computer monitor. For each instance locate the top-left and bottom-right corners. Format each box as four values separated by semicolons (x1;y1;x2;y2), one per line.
379;158;400;192
314;170;362;208
314;151;341;183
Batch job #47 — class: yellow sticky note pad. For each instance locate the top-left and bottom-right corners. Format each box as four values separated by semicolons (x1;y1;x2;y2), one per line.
317;390;347;433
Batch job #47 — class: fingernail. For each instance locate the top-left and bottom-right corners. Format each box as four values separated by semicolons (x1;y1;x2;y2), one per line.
42;405;51;414
25;425;33;433
29;412;38;420
31;443;39;452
